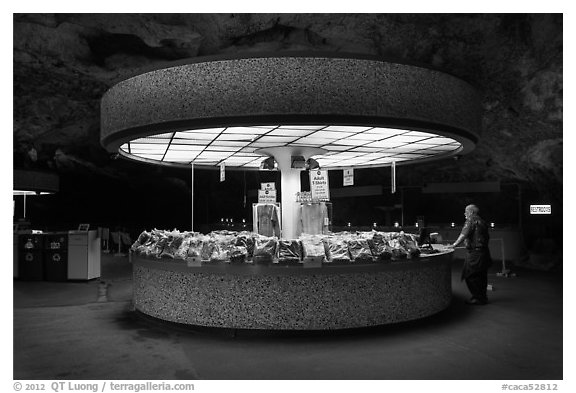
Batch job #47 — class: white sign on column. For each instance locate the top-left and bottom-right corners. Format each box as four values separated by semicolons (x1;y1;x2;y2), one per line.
261;182;276;191
343;168;354;186
220;163;225;182
310;170;330;201
258;189;277;203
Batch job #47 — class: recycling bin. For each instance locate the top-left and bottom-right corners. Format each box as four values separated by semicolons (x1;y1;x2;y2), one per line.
18;234;44;281
44;232;68;281
68;230;101;280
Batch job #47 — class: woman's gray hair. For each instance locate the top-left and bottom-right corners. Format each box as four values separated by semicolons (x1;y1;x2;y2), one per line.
465;204;479;215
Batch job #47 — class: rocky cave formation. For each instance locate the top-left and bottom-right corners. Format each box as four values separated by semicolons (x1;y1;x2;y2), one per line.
13;13;563;253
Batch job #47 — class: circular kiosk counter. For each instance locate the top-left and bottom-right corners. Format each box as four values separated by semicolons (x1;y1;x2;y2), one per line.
132;248;454;330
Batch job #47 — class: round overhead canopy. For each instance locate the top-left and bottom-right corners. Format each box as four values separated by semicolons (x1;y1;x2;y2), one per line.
13;169;59;195
101;52;481;170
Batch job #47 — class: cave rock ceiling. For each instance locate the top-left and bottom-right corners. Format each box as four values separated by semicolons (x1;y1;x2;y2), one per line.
13;13;562;199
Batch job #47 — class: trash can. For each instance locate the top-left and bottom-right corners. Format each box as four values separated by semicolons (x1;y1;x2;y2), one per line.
44;232;68;281
18;234;44;281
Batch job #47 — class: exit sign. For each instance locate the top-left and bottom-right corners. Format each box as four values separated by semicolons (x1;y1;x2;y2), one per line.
530;205;551;215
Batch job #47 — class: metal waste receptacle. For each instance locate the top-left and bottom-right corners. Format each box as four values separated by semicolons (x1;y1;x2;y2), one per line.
18;234;44;281
44;232;68;281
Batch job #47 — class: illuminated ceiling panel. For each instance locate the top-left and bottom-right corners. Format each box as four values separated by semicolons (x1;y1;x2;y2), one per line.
119;125;463;169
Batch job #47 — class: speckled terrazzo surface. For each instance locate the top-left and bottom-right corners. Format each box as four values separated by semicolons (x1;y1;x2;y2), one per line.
101;55;480;147
133;255;452;330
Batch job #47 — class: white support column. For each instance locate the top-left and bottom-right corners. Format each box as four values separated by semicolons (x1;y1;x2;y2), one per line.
190;163;194;232
275;158;300;239
256;146;326;240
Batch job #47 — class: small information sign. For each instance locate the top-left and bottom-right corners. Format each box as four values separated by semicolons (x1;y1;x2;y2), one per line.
310;170;330;201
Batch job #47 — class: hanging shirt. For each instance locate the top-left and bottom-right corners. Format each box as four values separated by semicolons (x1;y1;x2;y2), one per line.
256;204;280;237
300;202;329;235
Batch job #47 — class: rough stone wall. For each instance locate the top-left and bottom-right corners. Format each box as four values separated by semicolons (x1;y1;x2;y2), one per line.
13;13;562;230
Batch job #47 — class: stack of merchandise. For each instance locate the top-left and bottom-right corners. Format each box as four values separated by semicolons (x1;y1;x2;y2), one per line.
252;235;278;265
348;236;374;263
235;231;256;260
323;234;351;263
300;234;327;262
277;239;303;265
372;231;421;260
130;228;422;265
396;232;421;259
369;232;393;262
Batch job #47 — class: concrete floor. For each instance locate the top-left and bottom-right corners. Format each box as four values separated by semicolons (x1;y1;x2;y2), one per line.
12;253;563;380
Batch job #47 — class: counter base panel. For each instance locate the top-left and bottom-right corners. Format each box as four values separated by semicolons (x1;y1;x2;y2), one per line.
133;257;452;330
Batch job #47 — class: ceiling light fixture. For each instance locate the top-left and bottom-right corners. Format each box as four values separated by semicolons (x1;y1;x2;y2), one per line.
101;52;481;238
260;156;277;170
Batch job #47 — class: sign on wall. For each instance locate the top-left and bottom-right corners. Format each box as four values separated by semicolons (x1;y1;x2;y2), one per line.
220;163;225;182
310;170;330;201
261;182;276;191
258;189;277;203
343;168;354;187
530;205;551;215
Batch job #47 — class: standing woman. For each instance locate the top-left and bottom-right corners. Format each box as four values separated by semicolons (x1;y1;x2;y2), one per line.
450;204;493;305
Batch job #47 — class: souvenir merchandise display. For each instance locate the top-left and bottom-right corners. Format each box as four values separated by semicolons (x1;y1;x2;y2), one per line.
131;228;423;265
253;203;281;237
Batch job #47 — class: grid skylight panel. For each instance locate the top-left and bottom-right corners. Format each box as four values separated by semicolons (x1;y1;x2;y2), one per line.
365;127;408;136
322;145;351;151
257;136;300;143
205;146;242;151
310;130;355;139
292;137;332;145
331;139;371;146
268;128;312;137
323;126;373;132
278;125;326;130
364;140;409;148
133;137;172;144
168;144;204;151
147;132;175;139
224;127;271;134
120;124;465;168
420;136;455;144
384;135;431;143
177;128;224;137
215;134;255;141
